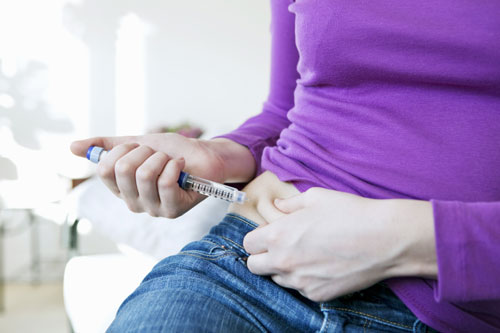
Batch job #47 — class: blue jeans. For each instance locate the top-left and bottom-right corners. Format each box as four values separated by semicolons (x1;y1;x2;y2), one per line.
108;213;436;332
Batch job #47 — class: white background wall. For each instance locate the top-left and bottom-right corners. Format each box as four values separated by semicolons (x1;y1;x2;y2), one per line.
0;0;271;279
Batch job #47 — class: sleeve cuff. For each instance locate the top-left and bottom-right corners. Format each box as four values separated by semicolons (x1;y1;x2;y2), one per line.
213;132;279;176
431;199;467;303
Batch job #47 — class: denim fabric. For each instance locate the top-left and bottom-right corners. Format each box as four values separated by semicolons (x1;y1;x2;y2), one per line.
108;213;436;333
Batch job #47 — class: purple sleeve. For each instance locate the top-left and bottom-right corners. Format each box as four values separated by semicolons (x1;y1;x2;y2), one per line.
216;0;299;175
431;200;500;302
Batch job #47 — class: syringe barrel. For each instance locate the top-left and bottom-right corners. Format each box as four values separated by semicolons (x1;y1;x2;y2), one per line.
180;173;246;204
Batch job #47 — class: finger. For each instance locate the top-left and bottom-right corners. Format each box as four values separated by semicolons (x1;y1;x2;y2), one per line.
271;274;295;290
97;143;139;196
243;227;270;255
276;275;309;299
246;253;279;276
115;146;155;203
157;157;186;216
274;192;308;214
70;136;137;158
256;200;287;224
136;152;170;214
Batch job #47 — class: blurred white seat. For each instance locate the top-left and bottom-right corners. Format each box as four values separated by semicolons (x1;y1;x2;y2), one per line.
64;253;156;333
63;176;229;332
64;176;229;259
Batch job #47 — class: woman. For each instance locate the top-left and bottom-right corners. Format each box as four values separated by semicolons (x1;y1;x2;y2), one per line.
71;0;500;331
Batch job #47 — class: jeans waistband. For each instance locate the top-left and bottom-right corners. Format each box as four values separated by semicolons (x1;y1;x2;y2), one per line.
204;213;259;256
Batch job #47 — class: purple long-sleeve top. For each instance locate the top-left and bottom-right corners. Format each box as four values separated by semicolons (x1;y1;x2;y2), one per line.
220;0;500;331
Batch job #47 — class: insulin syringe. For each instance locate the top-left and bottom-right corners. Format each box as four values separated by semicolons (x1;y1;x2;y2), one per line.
86;146;247;204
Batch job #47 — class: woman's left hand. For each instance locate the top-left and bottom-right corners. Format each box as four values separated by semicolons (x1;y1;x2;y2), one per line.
243;187;437;302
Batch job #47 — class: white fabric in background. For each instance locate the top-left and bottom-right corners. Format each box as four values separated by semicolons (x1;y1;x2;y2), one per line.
65;176;230;259
64;254;157;333
64;178;232;332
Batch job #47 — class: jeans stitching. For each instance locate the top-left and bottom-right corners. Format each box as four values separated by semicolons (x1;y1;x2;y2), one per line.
220;236;246;252
226;213;258;229
320;312;330;333
198;239;221;247
201;235;248;257
322;306;413;330
178;252;233;261
181;240;224;255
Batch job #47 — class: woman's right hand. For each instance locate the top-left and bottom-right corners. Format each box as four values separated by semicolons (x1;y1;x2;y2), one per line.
70;133;255;218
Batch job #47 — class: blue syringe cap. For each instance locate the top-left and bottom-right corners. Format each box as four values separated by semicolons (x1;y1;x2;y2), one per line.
177;171;188;188
87;146;105;164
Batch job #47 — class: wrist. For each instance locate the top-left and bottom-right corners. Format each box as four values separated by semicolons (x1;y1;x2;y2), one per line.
383;199;438;279
207;138;256;183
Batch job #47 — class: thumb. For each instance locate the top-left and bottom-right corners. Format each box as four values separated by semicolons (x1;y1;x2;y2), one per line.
70;136;137;158
274;192;307;214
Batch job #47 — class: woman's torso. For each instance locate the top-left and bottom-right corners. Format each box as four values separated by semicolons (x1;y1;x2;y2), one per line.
226;1;500;330
261;0;500;202
228;171;299;226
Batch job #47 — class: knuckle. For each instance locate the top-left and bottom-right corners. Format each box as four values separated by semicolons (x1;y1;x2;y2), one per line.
115;160;134;177
97;165;114;179
158;176;175;189
164;210;178;219
275;255;293;274
120;142;135;148
160;206;180;219
111;190;121;198
136;167;155;182
138;145;154;154
116;143;138;152
153;151;169;161
267;229;281;246
126;202;142;213
145;207;159;218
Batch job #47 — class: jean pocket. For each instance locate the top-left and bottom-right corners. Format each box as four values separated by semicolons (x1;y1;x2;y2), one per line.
179;239;237;260
319;294;423;333
320;306;418;332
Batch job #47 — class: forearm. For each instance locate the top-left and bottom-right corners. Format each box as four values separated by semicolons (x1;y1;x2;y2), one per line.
382;199;438;280
208;138;256;183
